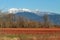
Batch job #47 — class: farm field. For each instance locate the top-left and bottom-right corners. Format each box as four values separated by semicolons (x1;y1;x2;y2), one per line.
0;28;60;40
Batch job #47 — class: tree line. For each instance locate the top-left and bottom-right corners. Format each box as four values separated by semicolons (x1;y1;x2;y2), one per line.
0;13;60;28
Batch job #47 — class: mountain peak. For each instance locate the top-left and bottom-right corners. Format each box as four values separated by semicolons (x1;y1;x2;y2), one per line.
7;8;59;15
8;8;33;13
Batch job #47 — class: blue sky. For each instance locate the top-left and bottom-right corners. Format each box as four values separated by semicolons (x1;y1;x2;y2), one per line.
0;0;60;13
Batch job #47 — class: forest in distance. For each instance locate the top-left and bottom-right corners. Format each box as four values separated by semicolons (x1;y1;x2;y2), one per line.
0;12;60;28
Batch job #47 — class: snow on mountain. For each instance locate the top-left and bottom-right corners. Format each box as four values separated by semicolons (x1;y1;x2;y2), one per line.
8;8;19;13
19;8;32;12
8;8;33;13
1;8;60;25
8;8;60;16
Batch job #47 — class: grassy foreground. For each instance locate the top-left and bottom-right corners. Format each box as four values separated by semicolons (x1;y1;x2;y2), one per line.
0;33;60;40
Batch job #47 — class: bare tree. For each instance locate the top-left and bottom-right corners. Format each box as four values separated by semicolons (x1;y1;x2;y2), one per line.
43;14;49;28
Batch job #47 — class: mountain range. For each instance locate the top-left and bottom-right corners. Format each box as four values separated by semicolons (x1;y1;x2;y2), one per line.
2;8;60;25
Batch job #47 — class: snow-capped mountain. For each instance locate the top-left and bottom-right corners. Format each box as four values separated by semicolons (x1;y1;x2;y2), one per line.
8;8;59;15
5;8;60;25
8;8;33;13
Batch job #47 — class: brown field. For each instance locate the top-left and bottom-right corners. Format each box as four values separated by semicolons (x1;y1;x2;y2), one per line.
0;28;60;40
0;28;60;34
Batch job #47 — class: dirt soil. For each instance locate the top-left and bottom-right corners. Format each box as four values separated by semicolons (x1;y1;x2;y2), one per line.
0;28;60;40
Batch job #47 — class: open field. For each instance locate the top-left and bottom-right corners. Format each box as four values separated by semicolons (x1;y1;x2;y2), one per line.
0;28;60;40
0;28;60;34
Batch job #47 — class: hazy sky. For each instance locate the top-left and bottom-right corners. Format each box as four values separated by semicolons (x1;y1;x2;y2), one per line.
0;0;60;13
